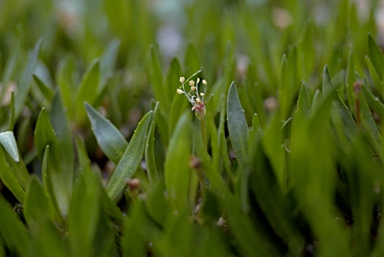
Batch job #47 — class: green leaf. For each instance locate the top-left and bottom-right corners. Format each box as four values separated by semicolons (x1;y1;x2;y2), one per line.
68;167;100;257
361;83;384;119
41;146;63;225
14;39;43;119
368;33;384;78
145;102;159;183
100;39;120;80
0;131;19;162
50;91;75;183
345;50;356;115
75;59;101;123
107;111;153;200
358;91;384;158
24;176;54;225
32;74;54;102
227;82;249;166
322;65;333;97
57;57;76;120
365;56;382;94
34;108;71;216
164;111;192;212
0;146;25;204
148;46;165;110
85;102;128;164
0;196;31;257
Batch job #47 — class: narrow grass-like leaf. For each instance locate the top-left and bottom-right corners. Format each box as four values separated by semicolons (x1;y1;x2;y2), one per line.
100;39;120;80
358;92;384;158
35;108;70;216
85;102;128;164
14;39;43;119
24;176;54;225
7;92;15;131
322;65;333;97
107;111;153;200
0;196;31;257
0;147;25;204
331;98;358;144
169;91;189;137
361;83;384;119
76;136;124;223
57;57;76;120
0;131;19;162
75;59;101;123
145;102;159;183
50;92;74;186
164;111;192;212
368;33;384;78
346;50;356;115
227;82;249;166
41;146;63;224
33;74;54;102
365;56;382;94
148;46;165;110
68;167;100;257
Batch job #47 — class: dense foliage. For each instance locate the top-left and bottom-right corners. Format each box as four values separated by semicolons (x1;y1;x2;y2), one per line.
1;0;384;256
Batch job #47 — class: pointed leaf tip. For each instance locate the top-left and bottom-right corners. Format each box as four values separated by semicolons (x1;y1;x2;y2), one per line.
0;131;19;162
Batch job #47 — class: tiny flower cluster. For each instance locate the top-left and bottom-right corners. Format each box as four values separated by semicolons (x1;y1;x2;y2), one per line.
177;75;207;119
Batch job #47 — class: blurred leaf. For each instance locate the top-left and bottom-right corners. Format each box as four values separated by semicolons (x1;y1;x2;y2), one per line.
148;46;165;110
365;56;382;94
14;39;42;119
41;145;63;224
346;50;356;115
76;136;124;224
361;83;384;119
30;221;67;257
145;101;159;183
322;65;333;97
164;111;192;212
221;195;277;257
68;166;100;257
100;39;120;80
85;102;128;164
0;146;25;203
24;176;54;225
57;56;77;120
368;34;384;80
0;196;31;257
227;82;249;166
32;74;54;102
75;59;101;123
34;108;71;216
107;111;153;200
358;90;384;158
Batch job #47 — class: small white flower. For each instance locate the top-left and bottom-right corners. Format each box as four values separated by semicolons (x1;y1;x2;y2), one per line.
176;88;184;94
179;76;185;83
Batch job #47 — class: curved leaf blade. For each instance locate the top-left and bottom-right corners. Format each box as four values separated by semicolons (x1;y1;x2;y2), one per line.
85;102;128;164
227;82;249;166
164;111;192;212
106;111;153;200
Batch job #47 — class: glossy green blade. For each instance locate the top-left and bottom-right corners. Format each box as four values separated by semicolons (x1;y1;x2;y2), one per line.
164;111;192;212
106;111;153;200
85;102;128;164
227;82;249;166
